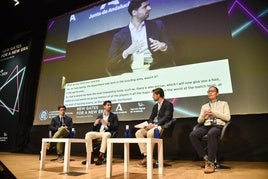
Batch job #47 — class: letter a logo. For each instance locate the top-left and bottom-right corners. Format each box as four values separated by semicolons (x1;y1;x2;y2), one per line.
70;15;76;22
115;104;123;112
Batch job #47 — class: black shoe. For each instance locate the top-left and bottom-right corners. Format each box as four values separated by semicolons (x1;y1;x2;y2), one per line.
137;157;147;167
95;157;103;165
102;157;106;164
82;159;95;165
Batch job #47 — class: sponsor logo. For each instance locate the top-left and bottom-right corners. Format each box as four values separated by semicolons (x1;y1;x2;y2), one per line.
39;110;49;121
0;132;8;142
130;102;146;113
114;103;127;114
0;69;8;76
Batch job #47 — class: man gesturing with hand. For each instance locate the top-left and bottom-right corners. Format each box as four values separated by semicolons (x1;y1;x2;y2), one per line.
106;0;175;76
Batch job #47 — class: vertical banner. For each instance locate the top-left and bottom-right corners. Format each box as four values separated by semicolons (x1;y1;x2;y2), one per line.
0;39;30;151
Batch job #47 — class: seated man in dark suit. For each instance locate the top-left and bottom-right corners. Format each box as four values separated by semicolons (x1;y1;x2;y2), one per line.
135;88;174;166
82;100;119;165
47;104;73;162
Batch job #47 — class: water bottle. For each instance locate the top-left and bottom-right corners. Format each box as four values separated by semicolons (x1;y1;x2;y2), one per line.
154;125;160;138
124;125;130;138
70;128;76;138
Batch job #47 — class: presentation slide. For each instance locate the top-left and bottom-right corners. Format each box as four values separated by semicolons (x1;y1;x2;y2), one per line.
64;59;232;107
34;0;244;125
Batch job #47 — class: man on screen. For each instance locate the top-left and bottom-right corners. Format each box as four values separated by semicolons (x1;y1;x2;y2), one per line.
47;105;73;162
106;0;175;76
135;88;174;166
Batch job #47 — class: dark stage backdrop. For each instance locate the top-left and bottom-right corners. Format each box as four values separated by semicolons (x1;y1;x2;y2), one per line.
0;39;30;151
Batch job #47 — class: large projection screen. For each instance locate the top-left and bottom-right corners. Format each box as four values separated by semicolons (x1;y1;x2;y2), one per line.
34;0;268;125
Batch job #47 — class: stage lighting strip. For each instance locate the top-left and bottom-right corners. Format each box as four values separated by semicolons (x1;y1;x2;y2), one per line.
228;0;268;37
48;20;55;30
43;45;66;62
43;19;67;62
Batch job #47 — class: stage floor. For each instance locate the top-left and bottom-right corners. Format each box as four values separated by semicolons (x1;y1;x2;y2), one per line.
0;152;268;179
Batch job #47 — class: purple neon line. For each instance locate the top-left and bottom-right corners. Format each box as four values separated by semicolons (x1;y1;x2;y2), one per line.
171;98;177;104
228;0;268;33
15;66;20;111
4;65;18;83
43;54;66;62
228;0;237;14
10;65;20;111
48;20;55;30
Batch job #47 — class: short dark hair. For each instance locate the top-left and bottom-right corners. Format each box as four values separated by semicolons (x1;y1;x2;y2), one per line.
152;88;165;98
128;0;148;15
209;86;219;93
57;105;66;110
103;100;112;106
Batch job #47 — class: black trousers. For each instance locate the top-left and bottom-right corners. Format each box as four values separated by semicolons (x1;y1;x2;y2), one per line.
189;125;222;162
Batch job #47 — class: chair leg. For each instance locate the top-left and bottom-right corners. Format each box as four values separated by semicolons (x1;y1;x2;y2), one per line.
91;152;95;164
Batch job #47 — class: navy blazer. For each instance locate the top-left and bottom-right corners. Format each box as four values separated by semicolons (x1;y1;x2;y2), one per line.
92;112;119;135
148;99;174;127
107;20;175;76
48;115;73;134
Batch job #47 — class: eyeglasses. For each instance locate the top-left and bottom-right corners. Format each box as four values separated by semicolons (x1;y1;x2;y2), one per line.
207;90;217;93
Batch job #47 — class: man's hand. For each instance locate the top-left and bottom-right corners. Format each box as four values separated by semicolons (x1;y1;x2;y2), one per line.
100;119;109;125
204;109;214;118
145;123;155;130
94;118;101;126
58;126;67;130
123;41;143;58
149;38;167;52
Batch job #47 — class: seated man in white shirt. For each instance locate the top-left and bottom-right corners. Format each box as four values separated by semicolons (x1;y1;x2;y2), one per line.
82;100;119;165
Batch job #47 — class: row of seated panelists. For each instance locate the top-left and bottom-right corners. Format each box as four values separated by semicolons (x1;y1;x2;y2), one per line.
46;120;176;164
45;119;231;169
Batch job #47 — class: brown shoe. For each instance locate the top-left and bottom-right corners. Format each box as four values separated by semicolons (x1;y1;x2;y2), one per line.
95;157;103;165
46;142;50;150
204;161;215;173
204;156;208;167
137;157;147;166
